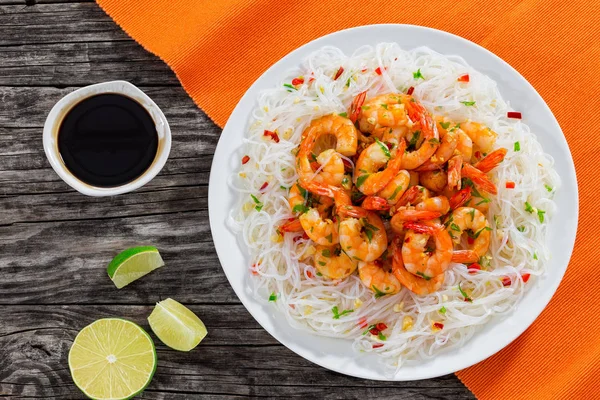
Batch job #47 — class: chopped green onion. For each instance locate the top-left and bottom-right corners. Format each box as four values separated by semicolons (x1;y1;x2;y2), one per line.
378;332;387;341
537;209;546;223
283;83;296;91
338;112;348;117
332;306;354;319
525;201;534;213
416;271;432;280
321;249;331;257
429;138;441;145
381;103;388;110
318;261;326;266
439;306;447;314
389;185;404;200
269;292;277;301
460;101;476;106
544;184;553;192
517;226;525;232
292;204;309;214
440;121;451;129
514;141;521;152
372;285;387;298
356;174;370;187
450;223;461;232
533;253;538;260
413;69;424;80
458;282;472;302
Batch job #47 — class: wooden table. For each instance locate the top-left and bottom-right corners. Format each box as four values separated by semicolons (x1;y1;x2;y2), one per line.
0;2;475;398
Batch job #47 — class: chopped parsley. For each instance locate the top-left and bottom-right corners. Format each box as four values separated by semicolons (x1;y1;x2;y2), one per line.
321;249;331;257
375;138;391;158
332;306;354;319
325;233;333;243
316;272;323;276
460;101;476;106
378;332;387;341
356;174;370;188
345;77;352;88
389;185;404;200
338;112;348;117
361;105;371;111
475;197;491;206
440;121;451;130
524;201;534;213
318;261;326;266
250;194;263;212
517;226;525;232
365;229;373;243
514;141;521;152
439;306;447;314
533;252;538;260
468;209;476;221
292;204;309;214
283;83;296;91
381;103;388;110
413;68;424;80
429;138;441;145
280;185;288;191
450;223;461;232
458;282;472;302
268;292;277;301
544;184;553;192
408;130;421;150
372;285;387;298
416;271;432;280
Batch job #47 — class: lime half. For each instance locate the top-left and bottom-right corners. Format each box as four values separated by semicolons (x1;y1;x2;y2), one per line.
148;298;207;351
68;318;157;400
107;246;164;289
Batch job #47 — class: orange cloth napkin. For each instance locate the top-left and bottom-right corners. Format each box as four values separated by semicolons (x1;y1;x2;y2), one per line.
96;0;600;398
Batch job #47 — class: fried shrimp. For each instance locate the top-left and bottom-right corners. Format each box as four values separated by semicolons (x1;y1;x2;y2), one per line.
339;212;387;262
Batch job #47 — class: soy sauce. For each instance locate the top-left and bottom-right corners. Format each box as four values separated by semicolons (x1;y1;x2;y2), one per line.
58;94;158;187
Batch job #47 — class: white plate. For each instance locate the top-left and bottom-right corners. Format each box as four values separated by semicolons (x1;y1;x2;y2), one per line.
208;25;578;380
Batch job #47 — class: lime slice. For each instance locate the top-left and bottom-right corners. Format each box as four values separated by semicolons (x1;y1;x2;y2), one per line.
68;318;157;400
107;246;164;289
148;298;207;351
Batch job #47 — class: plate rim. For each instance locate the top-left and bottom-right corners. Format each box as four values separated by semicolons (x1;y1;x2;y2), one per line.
208;23;579;381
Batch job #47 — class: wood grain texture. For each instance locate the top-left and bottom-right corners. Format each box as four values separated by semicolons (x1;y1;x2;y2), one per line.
0;1;475;398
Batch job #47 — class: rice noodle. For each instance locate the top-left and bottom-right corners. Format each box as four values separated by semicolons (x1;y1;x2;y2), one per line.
227;43;560;375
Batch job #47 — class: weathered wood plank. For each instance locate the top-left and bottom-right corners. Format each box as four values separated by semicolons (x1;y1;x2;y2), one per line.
0;3;129;46
0;306;474;399
0;41;179;86
0;211;240;304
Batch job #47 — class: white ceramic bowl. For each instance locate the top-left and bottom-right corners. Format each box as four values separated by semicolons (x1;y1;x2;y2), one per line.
208;25;578;380
43;81;171;196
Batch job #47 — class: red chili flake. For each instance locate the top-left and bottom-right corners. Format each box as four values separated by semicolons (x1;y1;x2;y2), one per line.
433;322;444;330
358;317;368;329
260;182;268;191
404;237;411;243
306;270;314;278
458;74;470;82
468;263;481;274
407;86;415;95
291;77;304;86
467;237;475;245
474;151;482;159
289;304;295;309
369;328;380;335
310;161;321;171
372;343;384;349
241;155;250;165
250;264;259;275
361;68;368;73
507;111;522;119
502;276;512;286
302;232;310;240
376;323;387;331
308;77;315;84
522;273;531;283
375;67;383;75
505;181;516;189
334;66;344;80
263;130;280;143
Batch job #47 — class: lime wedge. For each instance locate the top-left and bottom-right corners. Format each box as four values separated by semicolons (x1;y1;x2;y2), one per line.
68;318;157;400
148;298;207;351
107;246;164;289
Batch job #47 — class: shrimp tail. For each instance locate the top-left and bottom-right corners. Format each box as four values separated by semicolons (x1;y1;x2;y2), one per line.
447;155;463;190
349;91;367;123
451;249;479;264
362;196;391;211
280;218;304;233
449;186;472;210
403;221;442;234
462;163;498;195
414;161;443;172
396;185;420;206
392;209;441;222
474;148;508;173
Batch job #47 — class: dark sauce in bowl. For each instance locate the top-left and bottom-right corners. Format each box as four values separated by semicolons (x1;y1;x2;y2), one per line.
57;93;158;187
